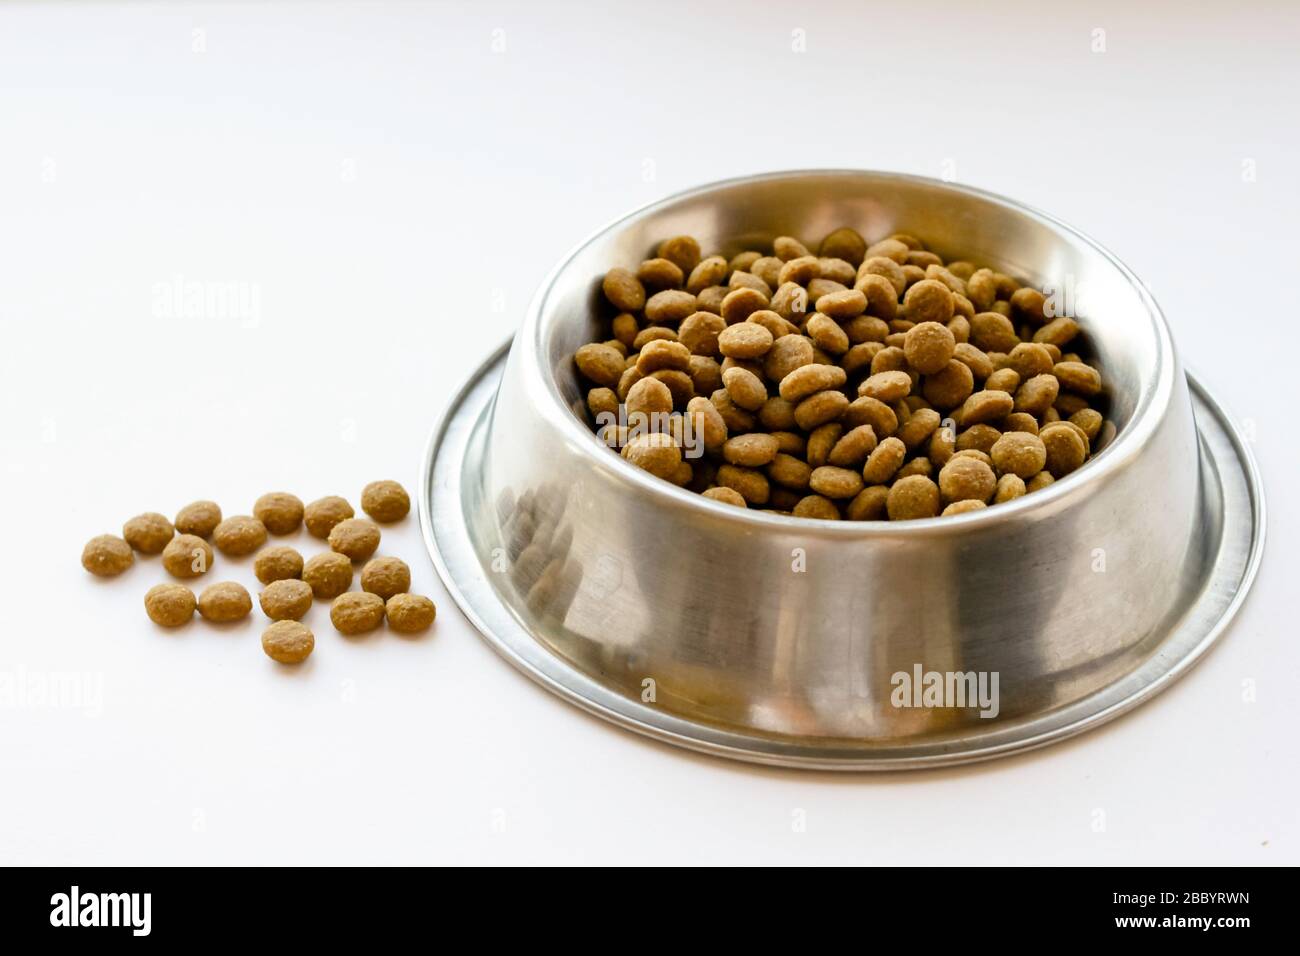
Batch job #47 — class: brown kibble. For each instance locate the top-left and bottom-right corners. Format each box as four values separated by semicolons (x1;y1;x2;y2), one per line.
862;436;907;484
1034;316;1081;347
626;376;673;420
970;312;1019;353
820;227;867;265
575;342;625;387
602;267;645;312
990;432;1048;478
386;593;436;633
250;492;303;535
360;556;411;600
1053;361;1103;396
262;620;314;664
858;370;912;403
304;496;355;538
575;231;1105;518
845;485;890;520
793;495;840;520
794;390;849;430
144;583;195;627
702;486;748;508
657;235;701;274
995;473;1027;503
212;515;267;557
958;389;1015;426
331;591;386;635
122;513;174;554
902;279;954;324
302;551;353;599
887;475;940;520
716;464;770;505
1014;373;1061;415
903;321;956;375
679;312;726;354
723;433;780;467
161;534;213;579
259;579;313;621
1041;423;1088;477
174;500;222;538
253;545;304;585
622;432;682;479
327;518;380;561
939;456;997;504
718;322;773;359
360;480;410;523
719;366;766;413
197;581;252;623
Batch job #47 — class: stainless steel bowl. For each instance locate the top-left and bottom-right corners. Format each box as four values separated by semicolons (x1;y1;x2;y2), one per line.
422;170;1264;769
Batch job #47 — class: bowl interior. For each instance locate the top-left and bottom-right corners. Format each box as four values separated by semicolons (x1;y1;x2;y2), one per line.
535;170;1162;481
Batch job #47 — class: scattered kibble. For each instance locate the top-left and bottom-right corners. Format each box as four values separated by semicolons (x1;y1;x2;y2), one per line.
359;556;411;600
122;513;175;554
82;534;134;577
144;583;195;626
328;517;381;561
303;495;354;538
262;620;314;664
330;591;386;635
360;480;410;523
161;534;213;579
258;579;313;621
385;593;436;633
88;481;431;664
253;545;304;585
212;515;267;556
197;581;253;623
253;492;304;535
576;227;1107;519
302;551;354;599
175;500;222;538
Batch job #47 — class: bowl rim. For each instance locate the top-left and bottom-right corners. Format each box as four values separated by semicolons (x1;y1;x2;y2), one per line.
522;168;1177;536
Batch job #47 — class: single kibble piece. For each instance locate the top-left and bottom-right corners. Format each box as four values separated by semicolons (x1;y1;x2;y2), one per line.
386;593;437;633
902;322;956;375
259;579;314;621
253;492;304;535
81;534;134;577
331;591;386;635
253;545;304;585
302;551;354;598
990;432;1047;479
939;456;997;504
886;475;941;521
622;432;682;479
143;583;195;627
361;480;411;523
360;556;411;600
212;515;267;557
122;512;174;554
262;620;314;664
161;534;213;579
327;517;381;561
197;581;252;623
304;495;355;538
174;500;222;538
701;486;747;507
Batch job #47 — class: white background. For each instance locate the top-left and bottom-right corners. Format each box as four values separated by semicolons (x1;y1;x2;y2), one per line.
1;1;1294;865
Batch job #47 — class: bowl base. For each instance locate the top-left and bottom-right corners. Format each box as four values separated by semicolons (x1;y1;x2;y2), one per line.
419;340;1265;771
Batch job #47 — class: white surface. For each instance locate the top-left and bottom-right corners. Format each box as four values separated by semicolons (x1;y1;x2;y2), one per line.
1;1;1294;866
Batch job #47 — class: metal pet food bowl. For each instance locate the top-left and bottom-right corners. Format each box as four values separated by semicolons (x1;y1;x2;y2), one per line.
421;170;1264;770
